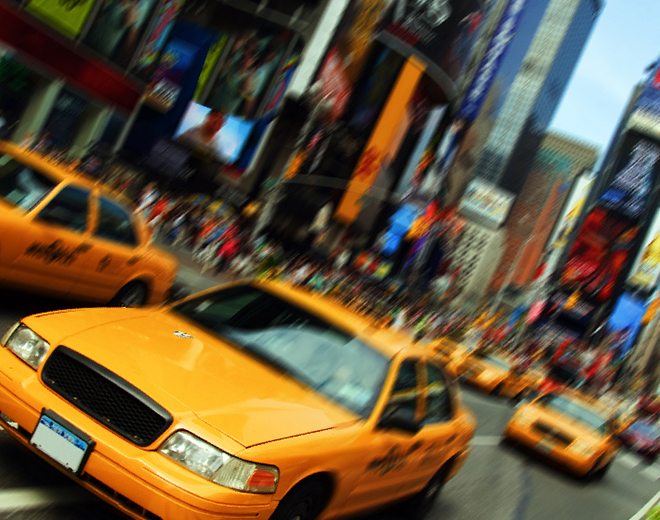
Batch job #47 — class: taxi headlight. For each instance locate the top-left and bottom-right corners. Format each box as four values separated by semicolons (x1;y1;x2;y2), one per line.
159;431;279;494
3;324;51;369
570;439;595;457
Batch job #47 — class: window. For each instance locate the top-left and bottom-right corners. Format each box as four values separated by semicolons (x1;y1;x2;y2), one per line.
423;363;453;424
0;155;56;210
95;198;137;246
37;185;88;232
174;285;390;417
385;360;420;418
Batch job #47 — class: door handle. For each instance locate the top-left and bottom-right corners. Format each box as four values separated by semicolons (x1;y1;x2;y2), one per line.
127;255;141;266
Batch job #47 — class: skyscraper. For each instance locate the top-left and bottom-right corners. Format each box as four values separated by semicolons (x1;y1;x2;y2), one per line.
473;0;604;195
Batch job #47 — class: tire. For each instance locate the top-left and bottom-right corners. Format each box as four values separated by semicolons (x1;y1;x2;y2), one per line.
269;479;327;520
491;383;504;396
110;281;148;308
585;457;611;481
400;466;449;520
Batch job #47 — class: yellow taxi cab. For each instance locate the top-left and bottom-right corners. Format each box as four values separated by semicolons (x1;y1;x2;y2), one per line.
502;389;621;478
0;141;178;306
446;349;536;399
0;280;476;520
428;336;469;367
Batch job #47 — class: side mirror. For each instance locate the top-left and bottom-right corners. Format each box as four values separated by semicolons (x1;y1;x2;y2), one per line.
378;406;421;434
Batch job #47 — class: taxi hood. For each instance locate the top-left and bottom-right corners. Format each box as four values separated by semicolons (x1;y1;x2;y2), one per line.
25;308;358;448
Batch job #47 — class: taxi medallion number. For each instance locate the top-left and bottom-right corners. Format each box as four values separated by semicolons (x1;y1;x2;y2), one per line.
30;410;95;475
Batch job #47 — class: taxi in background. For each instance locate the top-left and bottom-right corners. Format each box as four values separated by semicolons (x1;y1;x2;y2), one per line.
446;349;540;399
503;389;622;479
0;141;178;306
0;280;476;520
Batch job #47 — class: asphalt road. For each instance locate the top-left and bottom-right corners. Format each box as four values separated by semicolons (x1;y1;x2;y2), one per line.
1;266;660;520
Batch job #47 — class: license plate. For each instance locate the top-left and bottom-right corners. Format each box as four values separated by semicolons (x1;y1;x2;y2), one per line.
536;438;555;454
30;410;94;475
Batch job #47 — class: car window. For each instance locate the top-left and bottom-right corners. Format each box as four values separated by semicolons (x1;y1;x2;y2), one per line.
537;393;608;434
36;185;89;232
423;362;453;424
0;155;57;210
95;197;137;246
173;285;390;418
385;360;420;418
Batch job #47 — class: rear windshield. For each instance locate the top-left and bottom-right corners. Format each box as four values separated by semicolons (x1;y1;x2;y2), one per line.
0;155;56;210
173;285;390;418
538;393;608;434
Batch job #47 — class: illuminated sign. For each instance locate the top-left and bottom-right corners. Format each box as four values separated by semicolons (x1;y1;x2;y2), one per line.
457;178;515;229
629;208;660;288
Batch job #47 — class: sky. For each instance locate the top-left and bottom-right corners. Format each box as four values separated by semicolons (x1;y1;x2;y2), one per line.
549;0;660;153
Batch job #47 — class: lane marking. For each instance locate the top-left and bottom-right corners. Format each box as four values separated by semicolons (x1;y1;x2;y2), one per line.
472;435;502;446
629;487;660;520
0;487;92;511
617;452;642;469
640;464;660;481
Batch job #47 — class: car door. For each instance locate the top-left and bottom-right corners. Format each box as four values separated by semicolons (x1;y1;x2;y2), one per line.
71;194;144;302
342;358;426;513
414;361;459;485
10;184;92;295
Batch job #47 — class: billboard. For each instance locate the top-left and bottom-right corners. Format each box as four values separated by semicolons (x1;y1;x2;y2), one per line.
193;35;228;101
628;61;660;137
549;172;594;250
599;135;660;220
133;0;186;77
315;0;390;122
629;208;660;289
85;0;159;68
174;101;254;164
25;0;96;39
604;293;647;360
457;178;515;229
205;27;290;119
561;207;639;303
144;38;199;113
382;0;484;83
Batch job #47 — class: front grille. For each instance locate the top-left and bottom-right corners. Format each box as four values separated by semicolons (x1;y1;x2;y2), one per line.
533;422;574;447
42;346;172;447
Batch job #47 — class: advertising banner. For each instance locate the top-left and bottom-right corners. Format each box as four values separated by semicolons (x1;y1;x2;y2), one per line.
629;208;660;289
205;27;291;119
457;178;515;229
599;135;660;220
382;0;483;84
85;0;160;68
263;52;300;115
134;0;186;76
334;56;425;225
25;0;96;39
144;38;198;113
549;172;594;250
604;293;647;360
173;101;255;164
628;61;660;137
315;0;390;122
193;34;228;101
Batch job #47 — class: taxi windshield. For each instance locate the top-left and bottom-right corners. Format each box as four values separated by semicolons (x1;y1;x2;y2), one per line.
173;285;390;418
475;351;511;371
0;155;57;210
538;393;608;434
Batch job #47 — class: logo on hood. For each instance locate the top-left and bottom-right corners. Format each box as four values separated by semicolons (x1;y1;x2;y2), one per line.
173;331;193;339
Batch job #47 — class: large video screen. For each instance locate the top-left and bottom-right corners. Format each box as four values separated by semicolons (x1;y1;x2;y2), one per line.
173;102;254;164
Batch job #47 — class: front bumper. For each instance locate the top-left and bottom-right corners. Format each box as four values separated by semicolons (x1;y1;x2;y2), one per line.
0;349;278;520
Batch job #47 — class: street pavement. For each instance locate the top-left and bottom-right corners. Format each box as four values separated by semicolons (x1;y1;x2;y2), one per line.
1;263;660;520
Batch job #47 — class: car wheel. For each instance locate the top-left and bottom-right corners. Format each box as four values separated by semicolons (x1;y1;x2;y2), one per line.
110;282;148;308
586;457;611;481
401;466;448;520
269;479;327;520
491;383;503;396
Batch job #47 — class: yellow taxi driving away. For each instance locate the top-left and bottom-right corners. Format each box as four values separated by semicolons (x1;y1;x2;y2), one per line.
446;349;538;399
0;280;476;520
503;389;621;479
0;140;178;306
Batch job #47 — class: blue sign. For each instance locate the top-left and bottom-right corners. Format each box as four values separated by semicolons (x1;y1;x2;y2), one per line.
457;0;528;124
